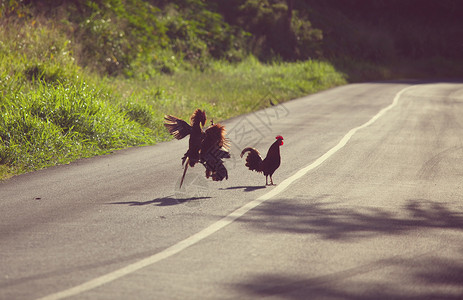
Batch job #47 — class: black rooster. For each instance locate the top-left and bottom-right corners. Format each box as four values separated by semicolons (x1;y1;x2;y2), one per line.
240;136;284;185
164;109;230;187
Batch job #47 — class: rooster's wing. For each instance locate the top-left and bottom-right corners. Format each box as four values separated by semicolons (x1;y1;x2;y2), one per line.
164;115;192;140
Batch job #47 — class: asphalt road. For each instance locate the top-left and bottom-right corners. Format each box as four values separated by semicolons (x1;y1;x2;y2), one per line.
1;80;463;299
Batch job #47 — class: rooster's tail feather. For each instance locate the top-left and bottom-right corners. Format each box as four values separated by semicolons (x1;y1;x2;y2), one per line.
240;147;263;172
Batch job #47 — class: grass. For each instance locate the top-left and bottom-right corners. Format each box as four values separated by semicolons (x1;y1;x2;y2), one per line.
112;56;346;121
0;78;155;177
0;22;347;179
0;20;156;178
5;1;461;179
2;1;462;181
10;1;462;181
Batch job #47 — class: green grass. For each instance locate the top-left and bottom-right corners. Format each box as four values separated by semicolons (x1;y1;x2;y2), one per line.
0;78;155;177
112;56;346;121
0;21;346;179
0;20;153;178
10;0;462;180
4;0;461;180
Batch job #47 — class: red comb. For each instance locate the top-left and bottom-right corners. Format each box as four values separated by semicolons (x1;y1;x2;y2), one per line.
276;135;284;140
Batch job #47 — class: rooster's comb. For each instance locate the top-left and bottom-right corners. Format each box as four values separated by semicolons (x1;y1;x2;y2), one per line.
276;135;284;140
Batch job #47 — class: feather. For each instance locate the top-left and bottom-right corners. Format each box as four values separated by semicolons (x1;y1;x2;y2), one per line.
164;115;192;140
203;123;230;150
240;147;263;172
190;109;207;127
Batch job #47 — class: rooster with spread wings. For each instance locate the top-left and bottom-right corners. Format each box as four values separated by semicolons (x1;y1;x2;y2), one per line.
164;109;230;187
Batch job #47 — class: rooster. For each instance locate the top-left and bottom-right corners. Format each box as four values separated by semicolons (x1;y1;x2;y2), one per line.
240;136;284;185
164;109;230;187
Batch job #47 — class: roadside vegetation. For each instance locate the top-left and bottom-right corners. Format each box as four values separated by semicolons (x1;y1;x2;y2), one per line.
0;0;461;179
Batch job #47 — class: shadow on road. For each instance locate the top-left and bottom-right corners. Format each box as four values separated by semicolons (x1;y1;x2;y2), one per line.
236;197;463;241
231;197;463;299
108;196;211;206
232;258;463;299
221;185;267;192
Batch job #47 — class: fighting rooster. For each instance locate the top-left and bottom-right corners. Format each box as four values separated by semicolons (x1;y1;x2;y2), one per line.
164;109;230;187
240;136;284;185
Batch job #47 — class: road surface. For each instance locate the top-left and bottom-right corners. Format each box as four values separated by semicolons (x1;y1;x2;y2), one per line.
1;80;463;299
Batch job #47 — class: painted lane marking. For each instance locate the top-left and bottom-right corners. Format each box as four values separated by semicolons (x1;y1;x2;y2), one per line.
37;85;415;300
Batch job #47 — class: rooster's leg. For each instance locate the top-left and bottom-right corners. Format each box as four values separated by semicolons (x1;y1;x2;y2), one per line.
269;175;275;186
265;175;268;186
180;157;190;188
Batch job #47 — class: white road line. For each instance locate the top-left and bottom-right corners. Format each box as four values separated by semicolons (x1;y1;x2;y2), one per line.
37;85;415;300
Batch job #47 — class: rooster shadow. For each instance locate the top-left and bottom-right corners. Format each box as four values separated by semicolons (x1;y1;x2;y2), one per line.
221;185;267;192
108;196;211;207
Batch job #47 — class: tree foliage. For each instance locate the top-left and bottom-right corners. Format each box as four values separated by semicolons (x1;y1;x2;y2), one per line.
2;0;461;77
